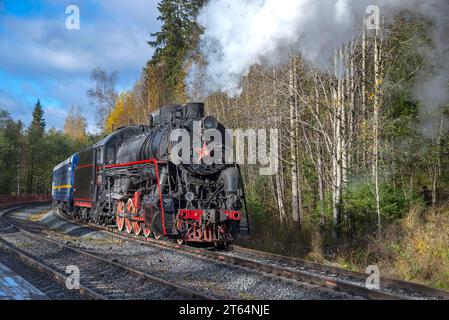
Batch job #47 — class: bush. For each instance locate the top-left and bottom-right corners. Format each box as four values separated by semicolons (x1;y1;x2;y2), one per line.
344;182;410;237
390;205;449;289
333;205;449;290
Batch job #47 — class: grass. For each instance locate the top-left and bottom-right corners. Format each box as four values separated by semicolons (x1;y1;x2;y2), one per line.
239;204;449;290
385;205;449;289
332;204;449;290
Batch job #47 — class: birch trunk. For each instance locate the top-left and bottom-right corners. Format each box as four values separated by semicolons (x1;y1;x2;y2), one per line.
373;27;382;239
290;56;301;227
314;76;326;224
273;68;286;222
362;28;367;168
342;47;348;192
332;50;342;238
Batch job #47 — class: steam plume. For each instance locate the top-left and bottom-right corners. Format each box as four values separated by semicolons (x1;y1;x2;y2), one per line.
188;0;449;115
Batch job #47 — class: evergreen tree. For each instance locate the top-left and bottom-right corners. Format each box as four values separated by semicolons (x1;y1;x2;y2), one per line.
0;110;10;128
148;0;205;104
26;99;46;194
28;99;46;137
0;111;24;195
0;102;93;196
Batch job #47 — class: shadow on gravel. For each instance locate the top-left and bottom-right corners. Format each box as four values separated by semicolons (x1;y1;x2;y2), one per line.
0;226;21;236
38;212;100;238
65;226;99;238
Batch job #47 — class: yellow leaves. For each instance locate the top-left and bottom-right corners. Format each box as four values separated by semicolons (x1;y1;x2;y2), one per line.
105;94;123;133
105;92;136;133
146;64;165;111
64;106;87;142
173;68;188;103
414;239;427;255
145;59;189;110
389;205;449;288
367;79;383;101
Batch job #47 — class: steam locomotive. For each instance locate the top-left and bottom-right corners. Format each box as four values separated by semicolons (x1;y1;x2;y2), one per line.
52;103;245;248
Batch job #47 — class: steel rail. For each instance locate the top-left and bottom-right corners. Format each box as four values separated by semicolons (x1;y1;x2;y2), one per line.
0;206;105;300
51;208;447;300
232;245;449;300
0;238;106;300
1;206;211;300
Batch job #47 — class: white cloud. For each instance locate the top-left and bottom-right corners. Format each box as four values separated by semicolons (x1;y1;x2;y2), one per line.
192;0;449;99
0;0;161;132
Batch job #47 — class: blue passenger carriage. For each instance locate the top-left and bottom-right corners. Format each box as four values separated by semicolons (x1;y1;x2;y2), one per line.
52;154;79;213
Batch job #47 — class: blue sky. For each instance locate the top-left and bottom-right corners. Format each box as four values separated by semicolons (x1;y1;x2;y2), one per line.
0;0;161;132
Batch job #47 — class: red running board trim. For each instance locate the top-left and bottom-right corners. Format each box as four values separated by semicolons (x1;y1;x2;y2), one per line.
104;159;156;169
74;201;92;208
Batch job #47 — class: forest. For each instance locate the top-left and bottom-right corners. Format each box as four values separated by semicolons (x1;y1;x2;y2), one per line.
0;0;448;289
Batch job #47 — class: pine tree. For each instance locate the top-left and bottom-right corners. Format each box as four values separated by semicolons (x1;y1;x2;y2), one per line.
0;111;25;195
26;99;46;194
28;99;46;138
148;0;205;104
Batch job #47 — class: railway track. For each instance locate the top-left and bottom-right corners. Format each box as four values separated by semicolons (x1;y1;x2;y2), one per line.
0;244;86;300
5;203;448;300
229;246;449;300
7;205;354;299
0;206;210;300
48;206;449;300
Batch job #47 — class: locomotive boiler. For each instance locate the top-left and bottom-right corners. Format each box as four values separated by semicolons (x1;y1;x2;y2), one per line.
52;103;244;248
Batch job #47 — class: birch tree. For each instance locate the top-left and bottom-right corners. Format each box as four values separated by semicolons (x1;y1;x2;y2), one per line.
289;56;302;227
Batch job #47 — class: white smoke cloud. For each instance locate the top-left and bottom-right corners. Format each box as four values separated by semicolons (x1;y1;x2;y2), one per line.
189;0;449;107
409;0;449;138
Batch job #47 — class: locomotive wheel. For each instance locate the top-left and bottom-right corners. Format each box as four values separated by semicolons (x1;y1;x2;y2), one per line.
125;218;133;234
132;221;142;236
125;198;135;234
143;226;152;238
116;202;125;232
154;232;163;240
116;216;125;231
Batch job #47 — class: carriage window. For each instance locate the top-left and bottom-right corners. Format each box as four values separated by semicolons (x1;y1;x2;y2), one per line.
106;146;115;164
96;148;103;164
105;137;116;164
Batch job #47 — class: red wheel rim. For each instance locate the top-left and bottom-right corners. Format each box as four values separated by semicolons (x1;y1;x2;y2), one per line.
133;221;142;235
125;218;133;234
116;202;125;231
154;232;162;240
117;216;125;231
143;227;151;238
125;198;135;234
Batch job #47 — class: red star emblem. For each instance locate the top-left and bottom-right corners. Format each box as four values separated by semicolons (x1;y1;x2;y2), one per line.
194;142;210;161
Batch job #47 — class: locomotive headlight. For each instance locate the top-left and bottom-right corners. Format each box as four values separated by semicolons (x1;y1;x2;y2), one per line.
203;116;218;129
185;192;195;202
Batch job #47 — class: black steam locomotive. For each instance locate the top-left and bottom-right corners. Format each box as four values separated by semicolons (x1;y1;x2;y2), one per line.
52;103;245;247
